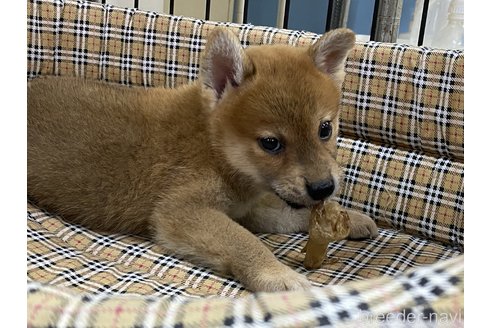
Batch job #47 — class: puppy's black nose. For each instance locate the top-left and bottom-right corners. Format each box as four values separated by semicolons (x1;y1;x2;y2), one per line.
306;179;335;201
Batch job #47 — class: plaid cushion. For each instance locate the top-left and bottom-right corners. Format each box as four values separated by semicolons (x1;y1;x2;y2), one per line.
342;44;464;161
27;255;463;327
335;137;463;250
27;0;464;250
28;201;461;298
27;0;320;84
338;43;464;250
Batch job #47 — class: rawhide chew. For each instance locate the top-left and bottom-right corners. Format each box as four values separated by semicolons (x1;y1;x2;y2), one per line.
302;201;350;270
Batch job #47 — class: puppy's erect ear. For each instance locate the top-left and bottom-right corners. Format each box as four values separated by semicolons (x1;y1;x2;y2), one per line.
309;28;355;88
201;28;253;105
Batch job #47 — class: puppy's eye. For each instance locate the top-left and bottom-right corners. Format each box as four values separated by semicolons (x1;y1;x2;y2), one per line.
319;121;332;140
258;137;283;154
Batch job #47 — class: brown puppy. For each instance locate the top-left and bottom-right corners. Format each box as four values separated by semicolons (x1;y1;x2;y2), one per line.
28;28;378;292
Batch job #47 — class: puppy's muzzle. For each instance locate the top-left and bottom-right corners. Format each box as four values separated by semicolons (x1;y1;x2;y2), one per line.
306;179;335;201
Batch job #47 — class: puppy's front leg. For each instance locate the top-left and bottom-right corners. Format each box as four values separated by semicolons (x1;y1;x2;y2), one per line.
152;206;310;292
240;193;378;240
345;209;379;240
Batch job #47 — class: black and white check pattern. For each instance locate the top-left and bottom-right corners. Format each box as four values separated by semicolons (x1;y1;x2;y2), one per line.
336;136;464;250
28;201;461;297
341;43;464;161
27;255;463;327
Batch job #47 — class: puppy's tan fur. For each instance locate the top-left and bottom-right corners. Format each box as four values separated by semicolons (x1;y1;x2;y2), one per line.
28;28;377;292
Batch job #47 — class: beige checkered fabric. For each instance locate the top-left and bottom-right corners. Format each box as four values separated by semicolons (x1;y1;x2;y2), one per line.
27;0;464;325
27;255;463;327
28;201;460;297
338;44;464;249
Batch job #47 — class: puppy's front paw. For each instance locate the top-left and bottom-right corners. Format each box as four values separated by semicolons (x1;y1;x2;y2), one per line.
346;209;379;240
249;264;311;292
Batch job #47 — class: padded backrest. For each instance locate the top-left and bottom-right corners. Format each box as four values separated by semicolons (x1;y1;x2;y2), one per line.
27;0;464;250
338;44;463;249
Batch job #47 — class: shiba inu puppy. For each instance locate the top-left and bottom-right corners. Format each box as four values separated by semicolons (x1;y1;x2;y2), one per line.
28;27;378;292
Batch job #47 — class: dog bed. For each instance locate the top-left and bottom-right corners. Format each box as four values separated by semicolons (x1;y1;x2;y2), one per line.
27;0;464;326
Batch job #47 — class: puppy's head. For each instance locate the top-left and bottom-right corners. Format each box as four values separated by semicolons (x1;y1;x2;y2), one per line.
201;28;355;209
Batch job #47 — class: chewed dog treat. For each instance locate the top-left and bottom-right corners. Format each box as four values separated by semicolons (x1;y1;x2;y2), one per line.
302;201;350;270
